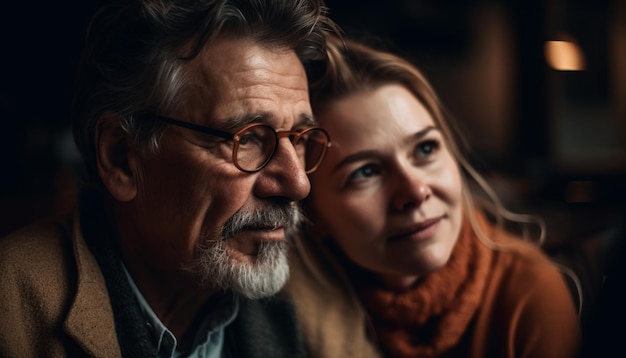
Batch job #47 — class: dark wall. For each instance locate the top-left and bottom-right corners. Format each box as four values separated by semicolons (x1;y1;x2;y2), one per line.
1;2;101;234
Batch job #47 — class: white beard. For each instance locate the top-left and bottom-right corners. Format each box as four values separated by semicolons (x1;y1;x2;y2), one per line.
191;238;289;299
184;203;300;298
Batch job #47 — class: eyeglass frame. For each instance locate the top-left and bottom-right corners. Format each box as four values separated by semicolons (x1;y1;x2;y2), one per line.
152;115;331;174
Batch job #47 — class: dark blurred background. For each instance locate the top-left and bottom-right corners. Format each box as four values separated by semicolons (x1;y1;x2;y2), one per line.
1;1;101;234
1;0;624;331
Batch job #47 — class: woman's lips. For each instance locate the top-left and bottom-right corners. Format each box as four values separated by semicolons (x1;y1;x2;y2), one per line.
389;217;442;243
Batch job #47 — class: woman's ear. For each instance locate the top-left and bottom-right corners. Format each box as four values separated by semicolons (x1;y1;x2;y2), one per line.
95;113;137;202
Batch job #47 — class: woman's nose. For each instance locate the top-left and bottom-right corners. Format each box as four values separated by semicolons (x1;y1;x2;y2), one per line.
391;171;432;212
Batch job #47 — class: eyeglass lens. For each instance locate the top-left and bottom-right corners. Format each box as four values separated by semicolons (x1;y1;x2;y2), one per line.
235;125;277;172
297;129;330;173
235;125;328;173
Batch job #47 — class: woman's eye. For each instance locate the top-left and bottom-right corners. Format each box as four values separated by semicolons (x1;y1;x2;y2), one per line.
415;140;439;158
347;164;381;181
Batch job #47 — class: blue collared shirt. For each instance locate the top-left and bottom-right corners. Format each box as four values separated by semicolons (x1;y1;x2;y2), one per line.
122;266;239;358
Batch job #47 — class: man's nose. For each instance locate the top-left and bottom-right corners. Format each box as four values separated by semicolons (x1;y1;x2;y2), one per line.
254;136;311;202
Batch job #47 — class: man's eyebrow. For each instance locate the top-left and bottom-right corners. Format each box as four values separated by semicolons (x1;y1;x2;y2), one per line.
222;112;316;130
298;113;317;127
222;113;267;130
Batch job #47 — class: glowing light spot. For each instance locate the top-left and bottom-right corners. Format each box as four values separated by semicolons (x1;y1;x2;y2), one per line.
545;40;586;71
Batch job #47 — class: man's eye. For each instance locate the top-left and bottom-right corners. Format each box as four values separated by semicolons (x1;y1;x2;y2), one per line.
237;132;264;146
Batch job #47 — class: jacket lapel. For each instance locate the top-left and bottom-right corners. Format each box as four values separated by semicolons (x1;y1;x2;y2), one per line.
64;209;122;358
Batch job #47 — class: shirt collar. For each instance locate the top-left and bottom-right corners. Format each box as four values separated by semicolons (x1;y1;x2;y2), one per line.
121;264;239;357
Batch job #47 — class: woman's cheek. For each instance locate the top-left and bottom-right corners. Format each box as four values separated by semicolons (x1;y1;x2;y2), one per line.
432;161;463;204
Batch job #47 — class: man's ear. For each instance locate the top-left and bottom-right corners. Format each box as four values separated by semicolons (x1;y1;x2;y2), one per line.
95;113;137;202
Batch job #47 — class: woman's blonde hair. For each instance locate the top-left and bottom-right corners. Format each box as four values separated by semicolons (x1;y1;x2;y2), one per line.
310;35;539;245
302;35;582;313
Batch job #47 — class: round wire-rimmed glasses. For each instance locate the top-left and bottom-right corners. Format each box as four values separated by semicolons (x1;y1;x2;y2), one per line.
153;115;331;173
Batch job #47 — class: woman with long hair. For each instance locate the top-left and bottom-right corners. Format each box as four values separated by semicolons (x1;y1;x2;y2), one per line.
285;35;582;358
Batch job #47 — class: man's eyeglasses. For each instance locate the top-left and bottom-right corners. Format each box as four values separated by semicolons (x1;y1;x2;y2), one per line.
153;115;331;173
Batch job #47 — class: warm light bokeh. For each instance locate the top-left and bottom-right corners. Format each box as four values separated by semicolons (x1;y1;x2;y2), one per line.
545;40;586;71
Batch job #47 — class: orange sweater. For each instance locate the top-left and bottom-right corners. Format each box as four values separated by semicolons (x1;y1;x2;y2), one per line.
285;212;581;358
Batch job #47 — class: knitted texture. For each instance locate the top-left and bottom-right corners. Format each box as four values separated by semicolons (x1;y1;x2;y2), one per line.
357;217;492;357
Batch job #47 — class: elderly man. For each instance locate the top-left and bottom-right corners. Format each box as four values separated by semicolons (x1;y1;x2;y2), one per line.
0;0;335;357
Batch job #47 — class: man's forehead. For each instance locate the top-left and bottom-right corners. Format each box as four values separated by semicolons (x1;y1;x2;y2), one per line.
174;36;313;129
184;36;306;87
198;36;298;68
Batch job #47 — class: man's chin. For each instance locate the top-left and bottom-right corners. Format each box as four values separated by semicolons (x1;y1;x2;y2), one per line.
226;246;259;265
189;239;290;298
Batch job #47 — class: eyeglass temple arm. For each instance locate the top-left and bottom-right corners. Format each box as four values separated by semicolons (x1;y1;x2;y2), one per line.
154;115;233;140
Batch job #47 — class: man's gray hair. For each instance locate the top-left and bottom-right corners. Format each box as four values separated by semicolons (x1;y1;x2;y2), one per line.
72;0;335;191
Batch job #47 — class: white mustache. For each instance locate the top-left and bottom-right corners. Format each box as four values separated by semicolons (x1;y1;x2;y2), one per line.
221;204;301;240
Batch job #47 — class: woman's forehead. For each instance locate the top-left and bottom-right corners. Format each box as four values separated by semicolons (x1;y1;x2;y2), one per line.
318;84;435;142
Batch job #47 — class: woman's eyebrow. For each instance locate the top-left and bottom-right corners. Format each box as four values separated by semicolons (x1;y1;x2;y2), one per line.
332;150;382;173
412;126;437;140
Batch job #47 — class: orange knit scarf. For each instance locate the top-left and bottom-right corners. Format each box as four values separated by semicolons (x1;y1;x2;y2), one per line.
356;218;493;357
